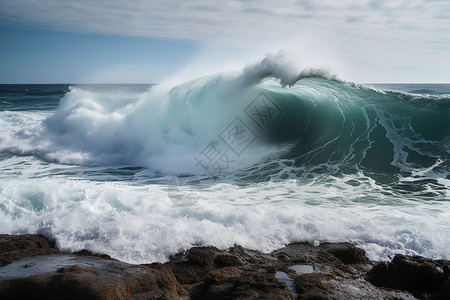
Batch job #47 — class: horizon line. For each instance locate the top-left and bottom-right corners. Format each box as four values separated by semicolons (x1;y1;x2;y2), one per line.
1;82;450;85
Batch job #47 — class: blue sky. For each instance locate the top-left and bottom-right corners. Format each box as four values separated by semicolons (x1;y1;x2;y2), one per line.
0;0;449;83
0;29;198;83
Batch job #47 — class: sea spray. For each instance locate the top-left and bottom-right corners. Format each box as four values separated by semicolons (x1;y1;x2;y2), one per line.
35;59;449;184
0;56;449;264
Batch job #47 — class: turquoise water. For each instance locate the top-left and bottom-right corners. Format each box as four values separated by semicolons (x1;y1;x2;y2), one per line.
0;72;449;263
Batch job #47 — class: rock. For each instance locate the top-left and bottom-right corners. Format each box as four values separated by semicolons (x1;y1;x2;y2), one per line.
166;247;217;285
0;234;62;267
1;235;449;299
168;242;415;299
272;242;373;277
323;243;369;265
166;245;275;286
73;249;113;260
214;253;243;267
434;277;450;300
365;254;450;299
191;266;294;300
0;254;187;300
294;273;334;299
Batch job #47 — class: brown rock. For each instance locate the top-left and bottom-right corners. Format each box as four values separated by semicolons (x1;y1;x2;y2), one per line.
214;254;243;267
323;243;369;265
0;254;187;300
365;254;450;299
294;273;334;299
191;266;294;300
167;247;217;285
2;235;449;300
0;234;62;266
167;245;274;286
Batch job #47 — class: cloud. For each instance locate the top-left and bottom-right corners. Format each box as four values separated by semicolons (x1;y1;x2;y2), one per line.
1;0;449;82
0;0;448;41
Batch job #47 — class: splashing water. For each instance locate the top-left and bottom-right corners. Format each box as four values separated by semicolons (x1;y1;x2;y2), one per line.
0;55;449;263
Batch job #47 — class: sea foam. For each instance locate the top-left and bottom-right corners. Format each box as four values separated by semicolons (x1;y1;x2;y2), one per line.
0;55;449;264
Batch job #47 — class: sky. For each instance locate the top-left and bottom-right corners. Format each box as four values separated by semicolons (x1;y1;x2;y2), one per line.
0;0;449;83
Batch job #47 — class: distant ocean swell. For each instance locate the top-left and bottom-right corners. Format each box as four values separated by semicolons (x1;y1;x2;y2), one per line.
0;55;449;263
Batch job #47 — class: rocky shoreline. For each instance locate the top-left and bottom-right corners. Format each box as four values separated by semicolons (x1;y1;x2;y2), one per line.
0;234;448;299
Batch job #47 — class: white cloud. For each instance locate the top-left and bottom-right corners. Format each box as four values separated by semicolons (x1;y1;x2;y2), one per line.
0;0;447;40
1;0;449;81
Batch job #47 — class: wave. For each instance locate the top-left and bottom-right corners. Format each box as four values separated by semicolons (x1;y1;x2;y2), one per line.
1;55;449;263
1;55;449;186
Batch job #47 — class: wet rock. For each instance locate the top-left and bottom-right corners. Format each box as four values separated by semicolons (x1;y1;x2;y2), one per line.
323;243;369;265
434;277;450;300
191;266;294;300
365;254;450;299
272;242;373;277
73;249;113;260
167;247;217;285
214;253;243;267
0;254;187;300
1;235;449;299
294;273;334;299
0;234;62;267
167;245;276;286
293;271;418;300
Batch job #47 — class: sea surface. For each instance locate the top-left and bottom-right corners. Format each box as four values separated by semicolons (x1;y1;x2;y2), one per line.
0;65;449;264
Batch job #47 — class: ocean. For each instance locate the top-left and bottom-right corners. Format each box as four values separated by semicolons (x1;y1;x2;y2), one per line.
0;65;449;264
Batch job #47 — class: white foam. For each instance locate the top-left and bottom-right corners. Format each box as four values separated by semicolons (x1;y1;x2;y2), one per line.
0;56;448;265
1;54;337;176
0;167;449;264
